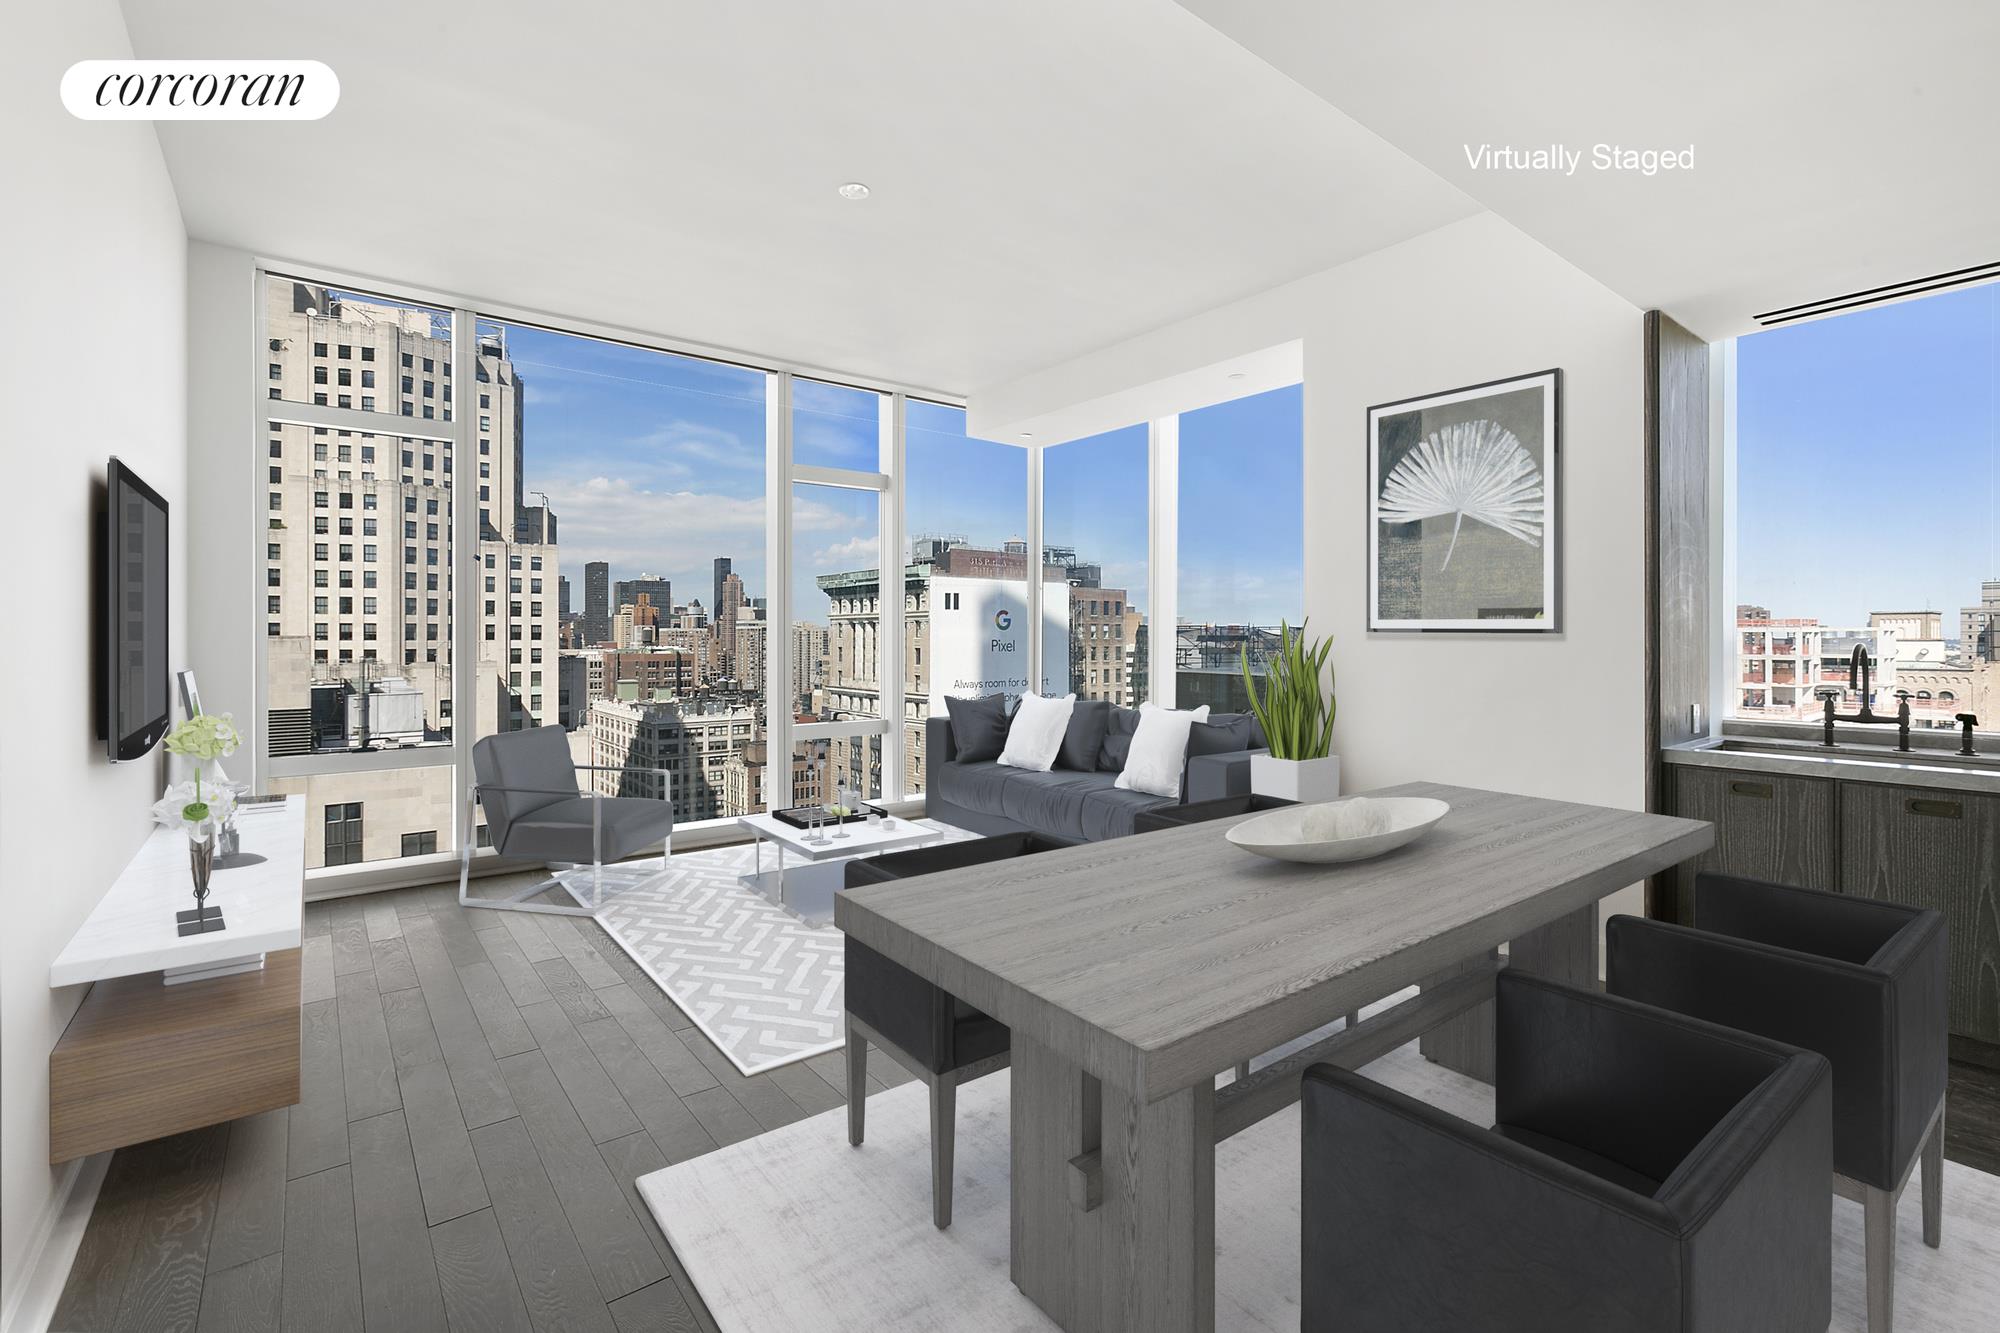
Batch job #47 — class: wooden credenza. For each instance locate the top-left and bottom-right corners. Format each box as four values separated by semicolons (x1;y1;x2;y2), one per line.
49;797;306;1163
50;948;302;1162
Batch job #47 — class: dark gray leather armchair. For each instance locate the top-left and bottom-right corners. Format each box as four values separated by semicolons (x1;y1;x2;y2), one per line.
1608;873;1949;1333
842;831;1076;1228
1302;971;1833;1333
459;725;675;917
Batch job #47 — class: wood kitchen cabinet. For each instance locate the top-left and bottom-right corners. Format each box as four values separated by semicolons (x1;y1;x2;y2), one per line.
1839;782;2000;1047
1661;760;2000;1050
1664;765;1838;923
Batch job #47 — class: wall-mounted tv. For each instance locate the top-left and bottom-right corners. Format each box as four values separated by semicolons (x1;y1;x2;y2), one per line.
99;458;170;761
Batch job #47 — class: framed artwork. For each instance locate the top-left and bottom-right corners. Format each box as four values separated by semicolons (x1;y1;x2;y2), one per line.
1367;368;1561;632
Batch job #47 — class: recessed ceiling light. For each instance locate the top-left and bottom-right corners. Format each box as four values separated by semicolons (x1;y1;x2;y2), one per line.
1227;371;1247;380
1020;431;1034;439
837;182;871;201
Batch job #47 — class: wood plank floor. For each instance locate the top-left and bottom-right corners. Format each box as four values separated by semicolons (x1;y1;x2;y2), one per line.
52;874;914;1333
54;875;2000;1332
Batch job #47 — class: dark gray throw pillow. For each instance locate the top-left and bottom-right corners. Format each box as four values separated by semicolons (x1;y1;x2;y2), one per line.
944;693;1010;763
1188;711;1267;758
1096;706;1142;771
1057;699;1111;771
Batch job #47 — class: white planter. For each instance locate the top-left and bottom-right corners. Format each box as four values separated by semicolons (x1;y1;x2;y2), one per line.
1250;753;1342;804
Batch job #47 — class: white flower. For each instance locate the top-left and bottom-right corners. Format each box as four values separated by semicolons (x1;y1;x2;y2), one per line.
152;781;237;832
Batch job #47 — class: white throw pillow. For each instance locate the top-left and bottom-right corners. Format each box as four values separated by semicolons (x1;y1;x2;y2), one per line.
997;692;1077;773
1114;702;1211;799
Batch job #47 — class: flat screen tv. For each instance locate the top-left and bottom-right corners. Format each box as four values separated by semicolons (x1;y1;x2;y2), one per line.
100;458;170;761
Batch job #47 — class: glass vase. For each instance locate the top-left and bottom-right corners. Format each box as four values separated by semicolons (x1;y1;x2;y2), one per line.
188;826;217;903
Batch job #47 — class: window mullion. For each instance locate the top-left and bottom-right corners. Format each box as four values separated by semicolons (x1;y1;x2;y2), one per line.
767;372;793;805
451;308;478;852
1150;415;1179;709
880;393;907;800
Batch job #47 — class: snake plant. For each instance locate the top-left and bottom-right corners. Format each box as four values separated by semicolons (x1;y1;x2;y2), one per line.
1240;619;1335;761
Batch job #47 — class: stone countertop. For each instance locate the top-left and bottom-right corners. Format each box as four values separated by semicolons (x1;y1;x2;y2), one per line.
1665;737;2000;795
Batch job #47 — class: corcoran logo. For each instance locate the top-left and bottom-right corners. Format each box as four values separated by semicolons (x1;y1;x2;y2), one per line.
62;60;339;121
993;609;1012;631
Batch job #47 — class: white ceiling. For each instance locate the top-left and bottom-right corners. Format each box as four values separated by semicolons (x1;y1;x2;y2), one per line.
121;0;1476;396
1177;0;2000;340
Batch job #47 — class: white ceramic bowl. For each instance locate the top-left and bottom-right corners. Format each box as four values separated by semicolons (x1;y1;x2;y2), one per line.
1225;796;1451;865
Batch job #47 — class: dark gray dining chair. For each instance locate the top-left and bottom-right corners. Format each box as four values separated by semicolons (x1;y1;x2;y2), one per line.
1608;872;1948;1333
842;831;1077;1227
1302;970;1833;1333
459;725;675;917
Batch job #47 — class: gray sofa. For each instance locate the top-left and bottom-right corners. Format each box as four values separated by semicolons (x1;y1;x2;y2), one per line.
923;709;1265;842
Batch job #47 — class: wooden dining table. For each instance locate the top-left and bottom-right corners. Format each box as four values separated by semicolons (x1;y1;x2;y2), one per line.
835;781;1714;1333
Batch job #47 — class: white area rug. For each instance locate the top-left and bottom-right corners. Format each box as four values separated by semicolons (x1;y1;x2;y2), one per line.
641;1040;2000;1332
578;819;975;1076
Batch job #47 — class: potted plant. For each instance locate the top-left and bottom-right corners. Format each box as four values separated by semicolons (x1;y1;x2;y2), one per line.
1241;620;1340;804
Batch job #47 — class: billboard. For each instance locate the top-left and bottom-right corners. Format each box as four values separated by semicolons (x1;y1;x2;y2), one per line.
928;575;1071;708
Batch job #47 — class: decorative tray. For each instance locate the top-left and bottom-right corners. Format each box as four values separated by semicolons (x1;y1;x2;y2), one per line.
772;802;887;830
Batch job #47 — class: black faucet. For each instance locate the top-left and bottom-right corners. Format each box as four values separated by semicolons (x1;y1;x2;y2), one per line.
1820;644;1911;751
1957;713;1981;757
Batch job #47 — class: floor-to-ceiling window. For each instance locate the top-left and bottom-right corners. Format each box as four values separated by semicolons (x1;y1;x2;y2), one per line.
257;266;1305;874
1042;424;1151;706
469;317;770;829
901;401;1030;793
788;380;891;807
1729;282;2000;735
1176;385;1305;711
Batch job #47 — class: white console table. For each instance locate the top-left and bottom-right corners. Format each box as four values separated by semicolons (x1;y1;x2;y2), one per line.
51;796;305;987
48;796;307;1163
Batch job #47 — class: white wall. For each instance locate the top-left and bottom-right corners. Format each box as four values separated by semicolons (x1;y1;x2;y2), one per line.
973;212;1648;898
0;3;187;1324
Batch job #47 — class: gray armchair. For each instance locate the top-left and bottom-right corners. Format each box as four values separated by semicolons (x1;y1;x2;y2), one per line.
459;725;675;917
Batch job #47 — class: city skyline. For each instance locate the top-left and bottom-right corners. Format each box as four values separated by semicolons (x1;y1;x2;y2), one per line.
502;322;1303;628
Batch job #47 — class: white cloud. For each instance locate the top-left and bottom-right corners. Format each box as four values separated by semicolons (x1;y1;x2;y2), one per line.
535;475;767;578
642;421;762;470
791;492;868;534
813;534;880;568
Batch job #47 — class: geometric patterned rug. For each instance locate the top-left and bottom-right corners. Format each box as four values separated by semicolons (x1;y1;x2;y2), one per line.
575;820;976;1076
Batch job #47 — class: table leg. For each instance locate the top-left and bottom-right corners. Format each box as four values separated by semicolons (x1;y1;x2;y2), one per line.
1011;1035;1214;1333
1510;901;1600;986
1420;903;1600;1084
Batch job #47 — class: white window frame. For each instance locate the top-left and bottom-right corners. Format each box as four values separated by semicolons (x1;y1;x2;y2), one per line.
772;381;902;809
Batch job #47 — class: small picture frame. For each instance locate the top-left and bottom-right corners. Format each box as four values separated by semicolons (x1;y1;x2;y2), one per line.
177;668;204;719
1367;368;1562;633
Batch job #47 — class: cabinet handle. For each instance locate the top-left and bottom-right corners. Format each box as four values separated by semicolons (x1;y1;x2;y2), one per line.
1728;780;1774;799
1906;797;1962;819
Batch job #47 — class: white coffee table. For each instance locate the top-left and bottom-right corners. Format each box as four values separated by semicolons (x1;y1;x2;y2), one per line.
736;811;948;923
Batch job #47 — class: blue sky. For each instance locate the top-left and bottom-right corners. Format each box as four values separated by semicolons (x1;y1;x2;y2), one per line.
497;319;1304;627
1736;283;1999;630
